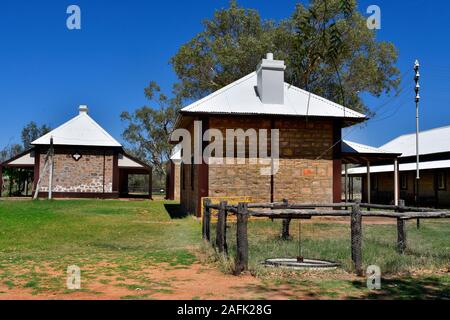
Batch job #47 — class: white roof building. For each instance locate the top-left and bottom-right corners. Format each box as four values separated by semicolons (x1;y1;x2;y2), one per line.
347;125;450;175
32;105;122;147
178;54;366;124
342;140;396;156
381;125;450;157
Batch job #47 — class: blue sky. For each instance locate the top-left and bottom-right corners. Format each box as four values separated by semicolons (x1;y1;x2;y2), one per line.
0;0;449;150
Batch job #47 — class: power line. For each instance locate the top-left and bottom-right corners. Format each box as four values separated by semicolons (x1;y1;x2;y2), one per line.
314;68;414;160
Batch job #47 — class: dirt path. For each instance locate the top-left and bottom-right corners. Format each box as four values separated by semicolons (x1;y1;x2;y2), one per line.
0;263;270;300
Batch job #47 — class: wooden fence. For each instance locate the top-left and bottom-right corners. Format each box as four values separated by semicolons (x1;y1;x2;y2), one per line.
202;198;450;276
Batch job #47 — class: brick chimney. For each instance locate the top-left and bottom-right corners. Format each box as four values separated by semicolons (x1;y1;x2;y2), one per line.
256;53;286;104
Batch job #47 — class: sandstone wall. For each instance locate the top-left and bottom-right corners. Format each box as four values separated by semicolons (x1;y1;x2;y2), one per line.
38;148;114;194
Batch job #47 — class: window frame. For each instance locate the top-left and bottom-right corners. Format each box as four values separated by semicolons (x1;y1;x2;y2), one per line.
400;174;408;190
437;171;447;191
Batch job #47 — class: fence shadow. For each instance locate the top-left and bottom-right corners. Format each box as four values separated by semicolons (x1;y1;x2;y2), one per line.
164;203;188;219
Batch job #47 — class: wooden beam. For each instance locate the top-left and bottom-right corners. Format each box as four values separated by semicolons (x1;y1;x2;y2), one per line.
394;158;399;206
148;168;152;200
197;117;209;217
351;201;363;276
216;201;227;254
0;166;3;198
397;218;407;254
281;199;291;240
281;218;291;239
112;152;119;192
344;163;348;203
33;150;40;194
235;202;249;275
366;160;371;204
202;198;211;241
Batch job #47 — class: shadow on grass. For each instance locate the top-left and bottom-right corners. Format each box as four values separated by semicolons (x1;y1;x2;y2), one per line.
350;276;450;300
164;204;188;219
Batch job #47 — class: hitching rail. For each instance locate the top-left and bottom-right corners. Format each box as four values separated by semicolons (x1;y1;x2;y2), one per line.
202;198;450;276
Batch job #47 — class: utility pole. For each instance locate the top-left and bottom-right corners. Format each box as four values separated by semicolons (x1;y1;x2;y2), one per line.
414;60;421;229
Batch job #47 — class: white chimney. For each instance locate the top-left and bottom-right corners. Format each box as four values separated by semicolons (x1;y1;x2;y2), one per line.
79;105;89;115
257;53;286;104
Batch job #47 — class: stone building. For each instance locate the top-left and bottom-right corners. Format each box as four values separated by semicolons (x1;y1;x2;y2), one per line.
166;144;181;201
0;105;152;199
172;54;367;216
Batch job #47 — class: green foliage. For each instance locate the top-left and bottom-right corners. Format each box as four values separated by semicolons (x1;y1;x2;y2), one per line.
0;121;50;163
121;82;181;176
0;144;23;163
21;121;51;150
1;121;50;196
171;0;400;114
171;0;288;101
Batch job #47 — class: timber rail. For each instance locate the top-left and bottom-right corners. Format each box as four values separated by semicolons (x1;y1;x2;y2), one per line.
202;199;450;276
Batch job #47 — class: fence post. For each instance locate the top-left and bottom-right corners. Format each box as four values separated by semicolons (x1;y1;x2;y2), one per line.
397;199;407;254
216;201;227;254
203;198;211;241
281;199;291;240
235;202;249;275
281;219;291;240
223;201;228;255
351;201;363;276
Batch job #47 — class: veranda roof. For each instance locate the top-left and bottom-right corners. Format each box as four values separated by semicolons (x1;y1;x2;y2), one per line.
341;140;401;164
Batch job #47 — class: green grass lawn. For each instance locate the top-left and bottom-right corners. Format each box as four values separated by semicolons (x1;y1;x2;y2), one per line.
220;218;450;274
211;216;450;299
0;199;448;299
0;199;199;297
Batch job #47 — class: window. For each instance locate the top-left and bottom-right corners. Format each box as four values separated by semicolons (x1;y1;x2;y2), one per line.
400;174;408;190
437;172;447;190
371;176;378;191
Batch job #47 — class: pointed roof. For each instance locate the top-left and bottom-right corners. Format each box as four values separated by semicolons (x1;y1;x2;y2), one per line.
179;72;366;123
342;140;395;155
381;125;450;157
32;106;122;147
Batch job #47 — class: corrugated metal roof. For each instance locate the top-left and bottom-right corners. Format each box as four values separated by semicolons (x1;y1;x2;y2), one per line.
6;150;35;166
118;153;145;168
180;72;366;120
381;125;450;157
342;140;395;155
347;160;450;175
32;110;122;147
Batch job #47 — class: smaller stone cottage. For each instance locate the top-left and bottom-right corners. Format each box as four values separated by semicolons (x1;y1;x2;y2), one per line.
0;105;152;199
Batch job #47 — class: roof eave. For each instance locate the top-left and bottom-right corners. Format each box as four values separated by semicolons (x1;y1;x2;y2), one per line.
178;110;367;123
